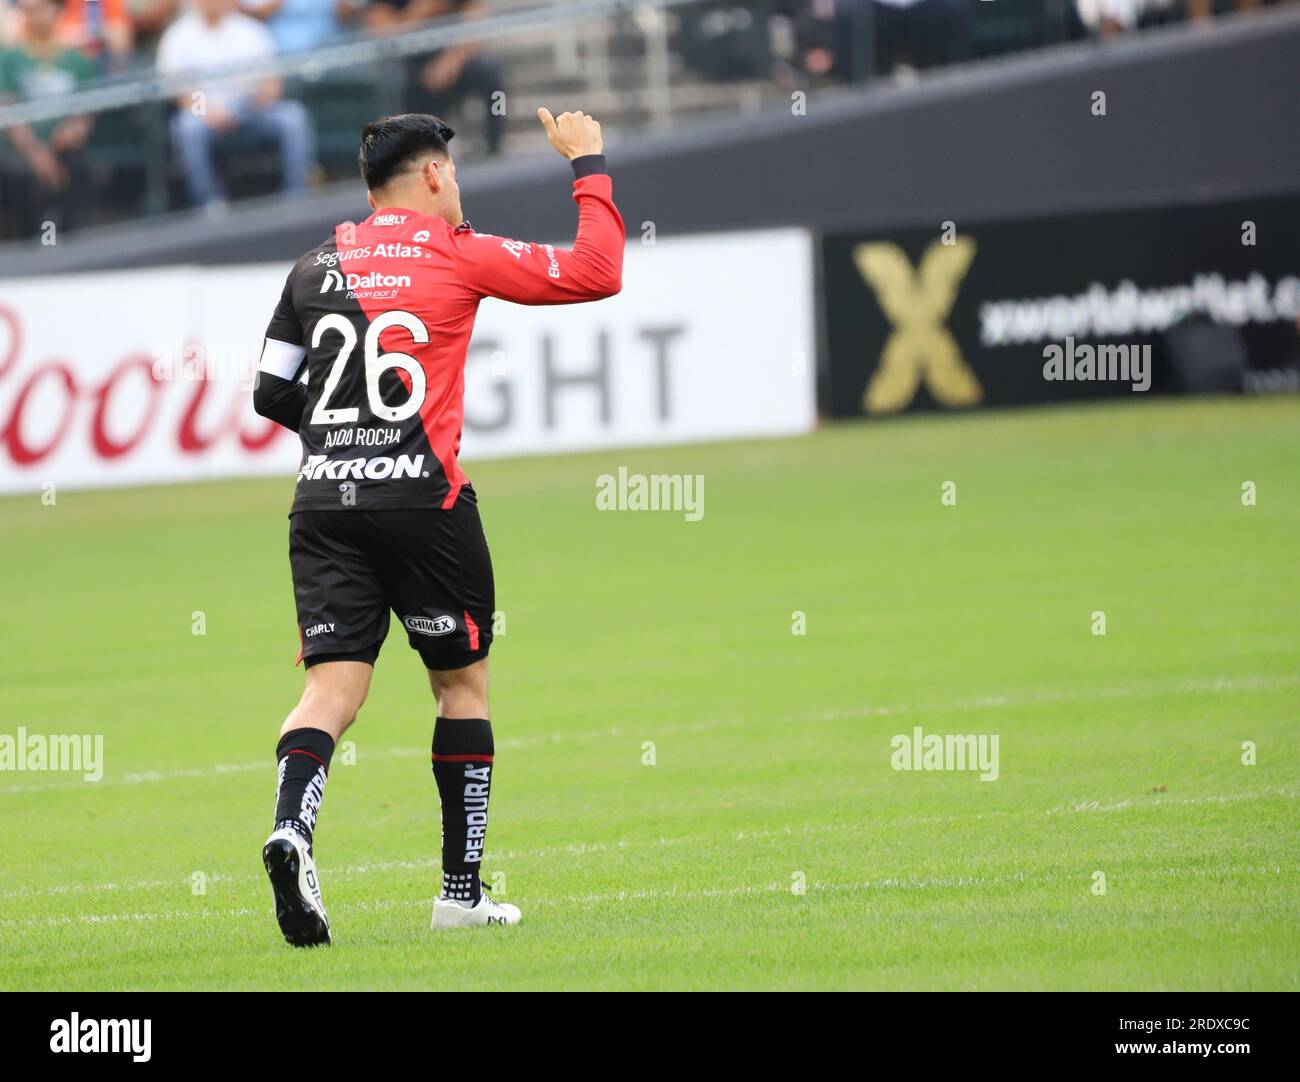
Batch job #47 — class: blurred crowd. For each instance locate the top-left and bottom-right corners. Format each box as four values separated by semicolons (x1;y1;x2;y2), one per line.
0;0;502;230
0;0;501;66
0;0;1291;239
707;0;1282;88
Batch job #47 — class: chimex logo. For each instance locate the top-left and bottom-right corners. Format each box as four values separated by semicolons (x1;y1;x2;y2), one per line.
853;238;982;413
405;615;456;637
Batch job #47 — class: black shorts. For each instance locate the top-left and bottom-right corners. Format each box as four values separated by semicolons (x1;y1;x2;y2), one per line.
289;491;494;671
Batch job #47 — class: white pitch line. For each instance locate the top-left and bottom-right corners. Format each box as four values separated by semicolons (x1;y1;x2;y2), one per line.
0;878;1057;931
0;716;747;795
0;785;1294;904
1;672;1294;796
800;673;1300;725
1045;785;1300;815
4;864;1295;934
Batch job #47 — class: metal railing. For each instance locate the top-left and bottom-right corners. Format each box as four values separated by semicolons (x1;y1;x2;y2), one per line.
0;0;706;129
0;0;738;236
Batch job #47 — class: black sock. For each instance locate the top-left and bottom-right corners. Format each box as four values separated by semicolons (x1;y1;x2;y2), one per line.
274;728;335;851
431;717;494;904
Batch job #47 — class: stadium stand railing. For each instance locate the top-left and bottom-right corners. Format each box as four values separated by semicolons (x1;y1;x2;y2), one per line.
0;0;1285;241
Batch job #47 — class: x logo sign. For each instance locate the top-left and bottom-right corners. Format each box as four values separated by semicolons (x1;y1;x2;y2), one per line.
853;237;983;414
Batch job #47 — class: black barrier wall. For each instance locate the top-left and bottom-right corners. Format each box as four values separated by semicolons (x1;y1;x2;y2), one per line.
823;195;1300;417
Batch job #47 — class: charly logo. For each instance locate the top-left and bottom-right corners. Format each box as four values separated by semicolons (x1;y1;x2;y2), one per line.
404;614;456;637
853;238;982;413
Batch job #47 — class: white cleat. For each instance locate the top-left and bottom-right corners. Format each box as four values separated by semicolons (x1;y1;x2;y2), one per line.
262;827;331;947
431;890;522;929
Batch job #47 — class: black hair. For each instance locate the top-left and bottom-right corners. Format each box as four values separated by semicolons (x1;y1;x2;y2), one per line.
358;114;456;191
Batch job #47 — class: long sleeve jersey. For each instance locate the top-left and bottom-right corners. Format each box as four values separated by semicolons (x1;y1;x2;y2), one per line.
254;154;624;512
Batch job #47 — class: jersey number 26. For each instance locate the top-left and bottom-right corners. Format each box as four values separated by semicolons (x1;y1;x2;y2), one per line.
309;310;428;425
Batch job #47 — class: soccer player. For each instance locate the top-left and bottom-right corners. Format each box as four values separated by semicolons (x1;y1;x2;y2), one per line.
252;109;624;946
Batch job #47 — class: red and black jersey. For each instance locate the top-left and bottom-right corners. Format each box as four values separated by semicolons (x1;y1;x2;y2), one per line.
254;155;624;512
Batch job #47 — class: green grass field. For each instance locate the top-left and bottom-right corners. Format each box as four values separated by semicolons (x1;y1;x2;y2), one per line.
1;396;1297;990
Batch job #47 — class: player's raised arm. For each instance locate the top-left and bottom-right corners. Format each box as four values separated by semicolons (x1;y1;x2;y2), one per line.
450;109;625;305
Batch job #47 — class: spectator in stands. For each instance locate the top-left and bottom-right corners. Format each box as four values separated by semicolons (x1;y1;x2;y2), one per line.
1074;0;1265;39
364;0;505;155
125;0;179;61
870;0;971;76
0;0;96;234
791;0;971;84
1076;0;1160;36
1190;0;1265;18
56;0;133;66
157;0;316;212
239;0;362;55
679;2;772;81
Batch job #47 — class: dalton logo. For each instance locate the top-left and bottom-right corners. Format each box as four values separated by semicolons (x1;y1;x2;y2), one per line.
404;614;456;637
320;269;412;293
853;237;982;413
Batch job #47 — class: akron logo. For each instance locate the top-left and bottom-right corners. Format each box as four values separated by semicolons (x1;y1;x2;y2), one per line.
853;237;982;414
404;615;457;637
